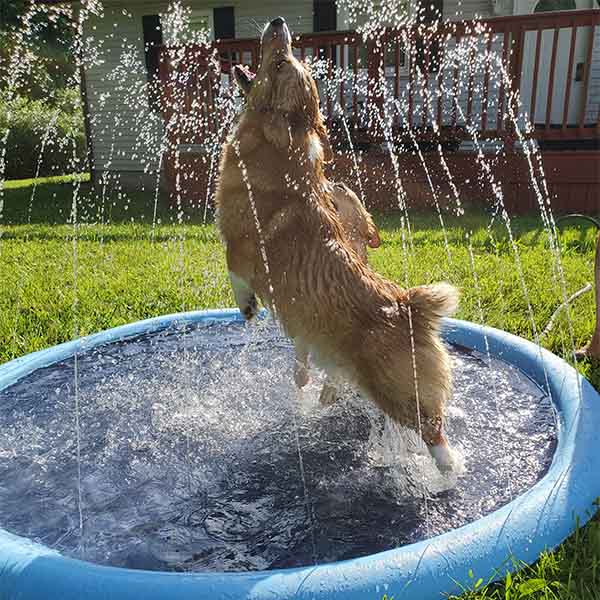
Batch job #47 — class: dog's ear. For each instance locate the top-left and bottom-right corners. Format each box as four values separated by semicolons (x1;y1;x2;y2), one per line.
263;112;291;149
233;64;254;96
366;216;381;248
316;121;334;163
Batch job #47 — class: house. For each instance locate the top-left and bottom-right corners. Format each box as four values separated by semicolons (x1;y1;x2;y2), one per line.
57;0;599;211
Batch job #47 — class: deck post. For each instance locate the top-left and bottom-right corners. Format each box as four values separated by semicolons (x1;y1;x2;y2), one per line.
505;25;524;151
366;38;385;141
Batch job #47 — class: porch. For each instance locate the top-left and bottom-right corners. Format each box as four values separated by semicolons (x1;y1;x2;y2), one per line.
157;8;600;214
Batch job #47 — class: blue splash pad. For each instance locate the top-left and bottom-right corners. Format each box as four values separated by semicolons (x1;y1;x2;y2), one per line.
0;309;598;600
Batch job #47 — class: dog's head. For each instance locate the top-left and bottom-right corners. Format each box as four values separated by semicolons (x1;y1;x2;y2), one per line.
233;17;333;162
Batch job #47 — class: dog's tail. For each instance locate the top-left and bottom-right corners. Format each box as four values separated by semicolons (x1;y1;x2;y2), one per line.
407;282;459;322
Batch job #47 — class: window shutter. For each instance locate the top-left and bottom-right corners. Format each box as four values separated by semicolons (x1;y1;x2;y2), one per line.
314;0;337;32
419;0;443;22
142;15;163;111
534;0;575;11
214;7;235;40
142;14;162;80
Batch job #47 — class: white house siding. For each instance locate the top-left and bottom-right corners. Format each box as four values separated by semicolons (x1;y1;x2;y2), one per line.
83;0;599;178
82;1;166;176
336;1;495;27
82;0;313;177
443;0;494;20
160;0;314;40
585;26;600;125
230;1;313;38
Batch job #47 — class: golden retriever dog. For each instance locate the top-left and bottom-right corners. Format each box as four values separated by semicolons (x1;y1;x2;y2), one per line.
234;63;381;395
232;66;379;264
215;17;459;471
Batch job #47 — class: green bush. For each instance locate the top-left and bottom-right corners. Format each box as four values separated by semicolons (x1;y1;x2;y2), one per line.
0;88;87;179
0;12;75;99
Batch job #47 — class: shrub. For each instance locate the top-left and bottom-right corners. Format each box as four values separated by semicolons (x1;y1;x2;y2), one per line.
0;30;76;102
0;88;87;179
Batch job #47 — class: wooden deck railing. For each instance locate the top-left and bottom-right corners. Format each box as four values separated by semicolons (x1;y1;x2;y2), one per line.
158;9;600;149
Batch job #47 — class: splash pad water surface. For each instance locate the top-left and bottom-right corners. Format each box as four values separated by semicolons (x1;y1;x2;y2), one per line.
0;309;598;600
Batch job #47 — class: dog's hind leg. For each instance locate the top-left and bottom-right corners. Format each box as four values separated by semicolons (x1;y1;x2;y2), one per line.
229;271;258;320
422;414;458;473
319;375;342;406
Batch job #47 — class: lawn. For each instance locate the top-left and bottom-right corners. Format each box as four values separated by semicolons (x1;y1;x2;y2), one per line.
0;178;599;598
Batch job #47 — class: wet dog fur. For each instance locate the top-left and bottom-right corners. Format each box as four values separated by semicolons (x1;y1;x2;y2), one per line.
216;18;459;470
233;65;382;396
293;181;381;398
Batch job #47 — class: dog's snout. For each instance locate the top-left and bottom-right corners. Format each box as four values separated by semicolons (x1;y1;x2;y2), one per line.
261;16;291;61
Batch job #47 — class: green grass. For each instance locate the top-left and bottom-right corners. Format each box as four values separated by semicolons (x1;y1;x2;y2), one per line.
2;172;90;190
448;513;600;599
1;178;600;598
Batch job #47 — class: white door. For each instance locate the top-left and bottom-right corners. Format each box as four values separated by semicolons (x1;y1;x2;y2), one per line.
518;0;593;126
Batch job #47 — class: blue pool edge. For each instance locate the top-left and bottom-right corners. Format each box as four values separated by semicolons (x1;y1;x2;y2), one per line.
0;309;598;600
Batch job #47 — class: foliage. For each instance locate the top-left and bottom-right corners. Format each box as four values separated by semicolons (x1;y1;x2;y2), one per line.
0;31;76;100
0;2;82;180
449;514;600;599
0;89;86;179
0;0;73;46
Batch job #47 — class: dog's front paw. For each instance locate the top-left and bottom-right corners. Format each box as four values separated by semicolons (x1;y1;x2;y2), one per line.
242;295;258;321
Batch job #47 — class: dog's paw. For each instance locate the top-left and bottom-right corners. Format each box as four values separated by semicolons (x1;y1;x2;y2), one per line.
429;443;464;474
242;295;258;321
294;363;310;388
319;383;340;406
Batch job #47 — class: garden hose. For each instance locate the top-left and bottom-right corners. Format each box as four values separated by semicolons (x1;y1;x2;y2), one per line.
555;214;600;230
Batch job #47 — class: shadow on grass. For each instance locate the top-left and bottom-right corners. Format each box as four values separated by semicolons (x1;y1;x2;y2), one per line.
0;226;219;243
1;180;597;253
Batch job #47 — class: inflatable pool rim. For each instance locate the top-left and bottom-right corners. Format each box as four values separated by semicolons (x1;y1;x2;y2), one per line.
0;308;598;600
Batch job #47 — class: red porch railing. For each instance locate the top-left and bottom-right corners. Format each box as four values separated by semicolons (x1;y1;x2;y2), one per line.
158;9;600;150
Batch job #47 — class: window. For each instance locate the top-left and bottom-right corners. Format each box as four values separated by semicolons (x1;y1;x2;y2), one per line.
314;0;337;32
384;40;407;70
214;7;235;40
534;0;575;10
142;14;163;111
189;10;213;39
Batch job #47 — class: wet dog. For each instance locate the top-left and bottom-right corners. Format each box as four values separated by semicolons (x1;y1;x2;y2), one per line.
233;63;381;396
215;17;459;471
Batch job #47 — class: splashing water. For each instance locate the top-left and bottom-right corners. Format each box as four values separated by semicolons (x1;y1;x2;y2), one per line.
0;320;556;571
